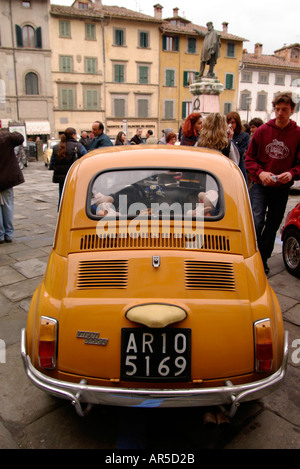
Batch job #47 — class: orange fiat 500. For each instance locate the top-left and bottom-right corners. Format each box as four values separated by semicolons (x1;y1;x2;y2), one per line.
21;146;288;417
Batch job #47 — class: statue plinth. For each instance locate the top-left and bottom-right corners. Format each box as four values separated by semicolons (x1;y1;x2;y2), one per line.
190;76;224;114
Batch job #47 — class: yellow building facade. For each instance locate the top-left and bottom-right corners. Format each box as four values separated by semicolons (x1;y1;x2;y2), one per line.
49;2;245;139
159;8;245;134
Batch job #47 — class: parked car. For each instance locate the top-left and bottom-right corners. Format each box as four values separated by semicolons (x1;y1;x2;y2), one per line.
281;202;300;277
43;139;60;166
21;146;288;418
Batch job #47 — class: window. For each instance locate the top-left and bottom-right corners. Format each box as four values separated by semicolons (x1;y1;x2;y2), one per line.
78;2;88;8
241;71;252;83
114;29;125;46
137;99;149;118
275;75;285;85
224;102;232;114
60;88;75;109
225;73;234;89
85;23;96;40
240;92;251;110
22;1;31;7
114;64;125;83
84;89;99;110
164;100;174;119
257;93;267;111
182;101;192;119
258;72;269;84
90;169;222;221
25;72;39;95
183;71;196;87
139;31;149;48
138;65;149;84
162;35;179;52
22;25;35;47
113;98;126;118
226;42;235;57
85;57;97;74
59;20;71;38
59;56;73;73
291;48;299;59
165;69;175;87
15;25;42;48
187;37;196;54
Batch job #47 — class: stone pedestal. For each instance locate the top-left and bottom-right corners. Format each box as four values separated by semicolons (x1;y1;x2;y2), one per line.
190;77;224;115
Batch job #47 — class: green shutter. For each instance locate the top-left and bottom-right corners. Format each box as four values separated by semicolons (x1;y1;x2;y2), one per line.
115;64;124;82
15;25;23;47
36;27;42;48
183;71;189;87
166;70;175;87
174;36;179;51
226;74;233;89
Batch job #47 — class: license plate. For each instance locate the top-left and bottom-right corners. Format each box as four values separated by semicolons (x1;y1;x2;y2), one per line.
121;328;191;381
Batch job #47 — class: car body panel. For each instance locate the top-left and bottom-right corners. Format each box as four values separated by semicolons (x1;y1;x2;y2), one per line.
22;146;287;416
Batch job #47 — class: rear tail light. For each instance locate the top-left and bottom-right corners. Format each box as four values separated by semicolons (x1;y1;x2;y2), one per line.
254;319;273;372
38;316;58;369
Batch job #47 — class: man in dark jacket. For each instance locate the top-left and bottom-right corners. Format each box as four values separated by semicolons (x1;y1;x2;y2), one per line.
245;92;300;274
89;121;112;151
130;127;143;145
0;130;25;243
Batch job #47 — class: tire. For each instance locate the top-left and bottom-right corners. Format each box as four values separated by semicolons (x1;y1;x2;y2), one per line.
282;228;300;278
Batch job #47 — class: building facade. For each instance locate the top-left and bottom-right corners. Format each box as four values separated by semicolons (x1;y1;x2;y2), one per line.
50;2;105;137
158;7;245;134
0;0;54;138
238;43;300;125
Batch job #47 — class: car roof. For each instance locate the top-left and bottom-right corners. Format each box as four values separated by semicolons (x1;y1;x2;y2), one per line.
55;146;255;258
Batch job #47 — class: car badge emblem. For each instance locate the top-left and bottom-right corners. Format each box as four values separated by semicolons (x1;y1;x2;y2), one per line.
76;331;108;346
152;256;160;268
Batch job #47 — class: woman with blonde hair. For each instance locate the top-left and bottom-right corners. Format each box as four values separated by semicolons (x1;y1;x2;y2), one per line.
197;113;240;165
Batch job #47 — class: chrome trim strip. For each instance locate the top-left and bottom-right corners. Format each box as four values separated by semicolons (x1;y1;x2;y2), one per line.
21;329;288;417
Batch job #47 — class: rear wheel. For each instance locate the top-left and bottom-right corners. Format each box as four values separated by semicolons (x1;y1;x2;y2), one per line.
282;228;300;278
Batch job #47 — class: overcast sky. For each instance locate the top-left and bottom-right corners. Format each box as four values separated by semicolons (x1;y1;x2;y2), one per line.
51;0;300;56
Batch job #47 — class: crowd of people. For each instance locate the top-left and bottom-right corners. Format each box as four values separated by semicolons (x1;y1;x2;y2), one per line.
1;93;299;276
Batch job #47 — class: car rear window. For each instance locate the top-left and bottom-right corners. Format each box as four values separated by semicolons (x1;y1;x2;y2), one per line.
89;169;223;220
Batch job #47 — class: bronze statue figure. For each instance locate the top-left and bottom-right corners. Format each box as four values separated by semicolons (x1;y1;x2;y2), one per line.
199;22;221;78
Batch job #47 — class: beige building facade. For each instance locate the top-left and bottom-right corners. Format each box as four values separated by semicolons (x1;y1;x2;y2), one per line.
0;0;54;138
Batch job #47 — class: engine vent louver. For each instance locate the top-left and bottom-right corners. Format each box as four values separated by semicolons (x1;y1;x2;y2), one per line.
185;260;235;291
79;233;231;252
77;260;128;289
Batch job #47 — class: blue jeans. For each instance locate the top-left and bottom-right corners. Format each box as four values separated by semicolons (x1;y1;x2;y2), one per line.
250;183;290;263
0;188;14;241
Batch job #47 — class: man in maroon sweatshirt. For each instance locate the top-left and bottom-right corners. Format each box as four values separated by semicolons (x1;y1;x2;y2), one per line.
245;92;300;274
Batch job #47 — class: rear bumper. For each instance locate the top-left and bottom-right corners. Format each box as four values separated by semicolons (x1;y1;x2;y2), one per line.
21;328;288;417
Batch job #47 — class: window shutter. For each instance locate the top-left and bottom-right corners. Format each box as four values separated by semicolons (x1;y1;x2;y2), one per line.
162;35;167;50
226;74;233;89
36;27;42;48
15;25;23;47
114;98;125;117
183;71;188;87
174;36;179;51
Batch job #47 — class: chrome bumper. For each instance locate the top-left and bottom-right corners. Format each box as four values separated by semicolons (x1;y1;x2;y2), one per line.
21;328;288;418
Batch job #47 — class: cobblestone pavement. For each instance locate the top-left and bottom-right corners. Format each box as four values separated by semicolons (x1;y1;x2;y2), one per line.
0;161;299;450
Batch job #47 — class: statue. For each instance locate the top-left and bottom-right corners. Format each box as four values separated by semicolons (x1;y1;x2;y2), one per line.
199;22;221;78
